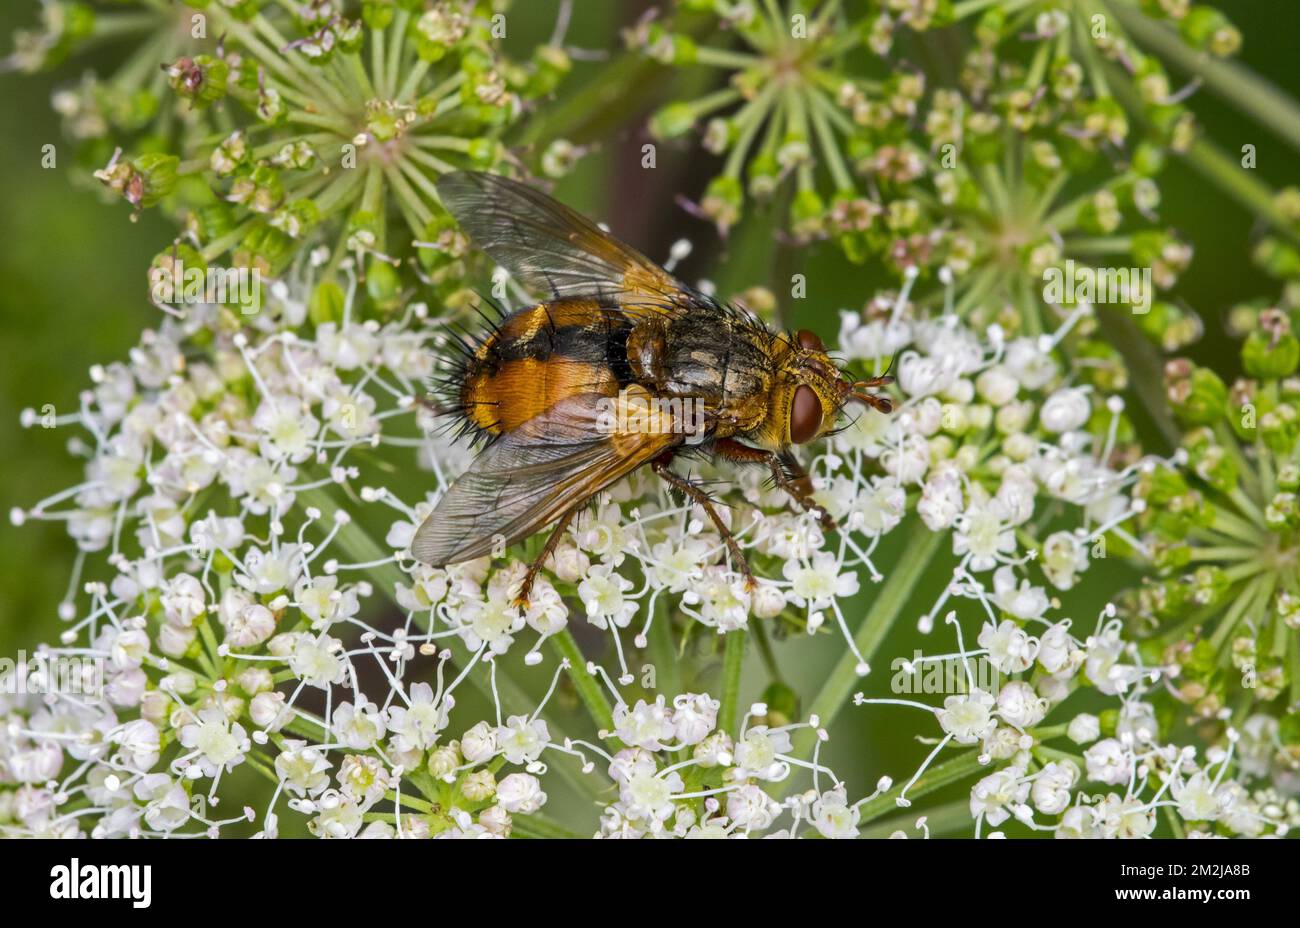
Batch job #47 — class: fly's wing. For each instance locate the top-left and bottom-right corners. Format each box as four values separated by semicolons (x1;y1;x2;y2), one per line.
436;171;706;318
411;392;682;566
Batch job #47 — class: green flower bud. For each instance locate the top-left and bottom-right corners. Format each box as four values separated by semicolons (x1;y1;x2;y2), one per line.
746;153;780;200
790;188;825;242
1242;311;1300;378
94;150;179;211
268;199;320;239
1164;359;1227;425
1188;565;1230;608
1188;441;1237;494
362;0;394;29
365;257;402;314
649;102;697;141
1131;141;1166;177
460;769;496;802
1264;492;1298;531
1259;403;1298;455
309;280;346;327
1251;237;1300;279
701;175;742;233
1180;7;1241;57
165;55;229;108
1136;301;1201;352
526;44;572;97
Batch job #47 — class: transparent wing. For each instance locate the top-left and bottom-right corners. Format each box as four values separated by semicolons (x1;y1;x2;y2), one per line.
436;171;703;316
412;393;681;566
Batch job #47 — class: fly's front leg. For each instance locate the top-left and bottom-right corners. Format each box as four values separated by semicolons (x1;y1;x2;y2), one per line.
513;506;579;610
714;438;836;533
650;456;756;591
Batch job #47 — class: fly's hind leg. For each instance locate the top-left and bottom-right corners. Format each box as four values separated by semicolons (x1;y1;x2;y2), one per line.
714;438;837;533
513;506;579;610
651;455;756;591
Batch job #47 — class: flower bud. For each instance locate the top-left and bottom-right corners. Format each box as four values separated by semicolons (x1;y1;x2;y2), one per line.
1164;359;1227;425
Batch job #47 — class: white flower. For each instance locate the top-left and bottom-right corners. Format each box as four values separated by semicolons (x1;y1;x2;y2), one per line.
1094;794;1154;838
332;698;387;750
1173;772;1223;822
177;709;249;777
991;567;1049;621
952;498;1016;571
1084;738;1132;786
995;681;1047;729
491;769;543;811
1003;337;1057;390
783;551;859;610
732;726;792;781
219;589;276;649
160;574;205;626
671;694;718;746
496;715;550;765
1067;713;1101;745
455;590;525;654
918;467;964;531
978;620;1039;674
970;766;1029;827
811;788;860;839
288;635;346;688
614;697;677;750
386;682;450;753
275;740;332;797
695;570;752;631
937;689;996;744
726;783;781;830
1040;387;1091;433
295;576;359;629
1037;621;1077;675
460;720;498;764
114;719;162;772
1030;761;1078;815
1041;530;1088;589
577;564;637;629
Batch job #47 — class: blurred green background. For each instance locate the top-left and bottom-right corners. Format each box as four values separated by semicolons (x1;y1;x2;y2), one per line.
1;1;1296;833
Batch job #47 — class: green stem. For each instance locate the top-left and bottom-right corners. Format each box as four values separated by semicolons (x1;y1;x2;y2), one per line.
855;750;984;824
511;813;587;840
860;797;973;838
783;520;946;779
719;629;747;735
1107;0;1300;154
648;596;682;698
1180;138;1300;247
550;629;617;738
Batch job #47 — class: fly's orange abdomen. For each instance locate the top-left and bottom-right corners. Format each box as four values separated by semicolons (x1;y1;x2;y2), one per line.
458;299;632;437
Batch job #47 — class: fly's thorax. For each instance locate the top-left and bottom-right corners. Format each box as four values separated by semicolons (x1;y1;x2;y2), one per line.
659;310;772;410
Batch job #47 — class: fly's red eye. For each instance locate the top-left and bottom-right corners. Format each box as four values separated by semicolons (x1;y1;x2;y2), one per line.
796;329;825;352
789;384;823;444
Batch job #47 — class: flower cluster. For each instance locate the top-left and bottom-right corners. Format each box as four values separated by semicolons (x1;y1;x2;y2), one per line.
6;0;1294;841
4;268;574;837
857;608;1295;837
1122;309;1300;755
10;0;574;309
631;0;1215;335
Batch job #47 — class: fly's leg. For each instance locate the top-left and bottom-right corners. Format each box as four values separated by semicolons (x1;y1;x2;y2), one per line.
650;456;756;591
714;438;837;533
513;506;579;610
